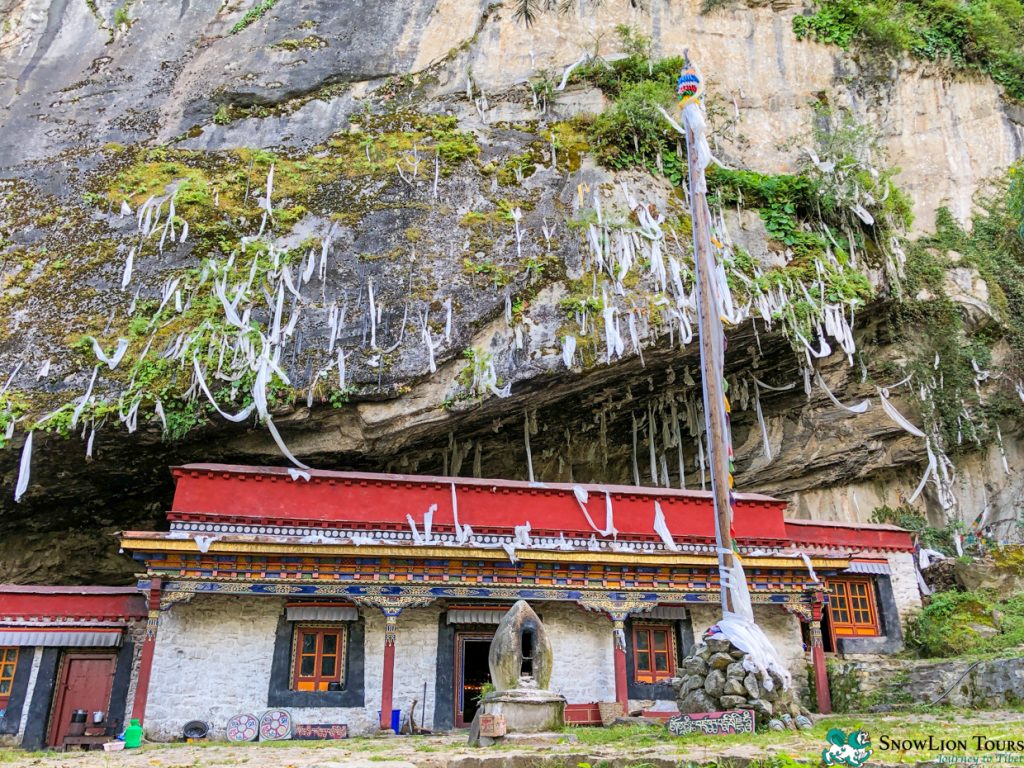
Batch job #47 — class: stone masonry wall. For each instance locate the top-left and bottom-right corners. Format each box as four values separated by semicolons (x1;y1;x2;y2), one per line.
146;596;386;739
887;552;924;624
145;596;628;738
831;656;1024;710
542;603;616;705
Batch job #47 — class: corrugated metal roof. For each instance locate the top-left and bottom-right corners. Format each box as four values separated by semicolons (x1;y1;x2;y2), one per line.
644;606;689;620
846;560;891;575
0;629;122;647
447;608;508;625
285;606;359;622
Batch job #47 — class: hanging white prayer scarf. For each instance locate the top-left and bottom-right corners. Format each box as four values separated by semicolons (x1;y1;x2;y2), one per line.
71;366;100;429
877;387;927;438
815;372;870;413
653;501;679;551
192;358;255;423
121;248;135;290
572;486;616;537
88;337;130;369
562;335;576;368
265;416;310;470
451;483;471;544
753;385;771;460
14;430;33;502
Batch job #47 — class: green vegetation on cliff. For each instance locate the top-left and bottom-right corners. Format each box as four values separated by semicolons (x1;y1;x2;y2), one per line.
231;0;278;34
894;160;1023;449
907;589;1024;657
870;504;966;554
793;0;1024;101
0;113;490;438
570;27;683;176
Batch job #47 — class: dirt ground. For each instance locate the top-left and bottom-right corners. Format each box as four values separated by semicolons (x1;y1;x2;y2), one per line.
3;712;1024;768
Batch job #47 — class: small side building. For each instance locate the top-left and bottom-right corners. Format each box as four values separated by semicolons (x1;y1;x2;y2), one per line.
0;586;146;750
116;464;919;740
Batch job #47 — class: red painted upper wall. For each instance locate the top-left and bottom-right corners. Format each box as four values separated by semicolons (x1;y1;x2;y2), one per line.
784;519;915;552
170;464;792;543
167;465;916;552
0;585;146;622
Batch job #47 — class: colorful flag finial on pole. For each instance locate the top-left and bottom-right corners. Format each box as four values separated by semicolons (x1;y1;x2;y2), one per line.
677;49;703;108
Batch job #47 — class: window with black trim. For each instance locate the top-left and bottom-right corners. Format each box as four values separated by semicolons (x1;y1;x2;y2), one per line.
632;625;675;683
0;647;17;710
827;577;880;637
291;625;346;691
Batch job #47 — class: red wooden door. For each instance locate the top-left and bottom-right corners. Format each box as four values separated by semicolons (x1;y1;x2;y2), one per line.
48;653;117;747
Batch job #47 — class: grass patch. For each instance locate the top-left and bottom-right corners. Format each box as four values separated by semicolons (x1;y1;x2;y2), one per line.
231;0;278;34
572;724;670;747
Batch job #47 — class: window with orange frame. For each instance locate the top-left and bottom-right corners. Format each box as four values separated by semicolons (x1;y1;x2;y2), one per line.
632;624;676;683
0;647;18;711
291;626;345;691
827;578;881;637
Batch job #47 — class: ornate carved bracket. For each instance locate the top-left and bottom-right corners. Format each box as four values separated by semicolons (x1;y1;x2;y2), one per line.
159;590;196;611
576;595;659;619
350;594;436;646
577;595;662;649
143;577;163;640
783;603;814;622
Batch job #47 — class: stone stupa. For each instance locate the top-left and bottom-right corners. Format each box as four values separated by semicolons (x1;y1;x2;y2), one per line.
476;600;566;734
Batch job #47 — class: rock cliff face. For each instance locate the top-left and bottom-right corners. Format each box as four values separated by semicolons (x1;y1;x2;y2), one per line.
0;0;1021;583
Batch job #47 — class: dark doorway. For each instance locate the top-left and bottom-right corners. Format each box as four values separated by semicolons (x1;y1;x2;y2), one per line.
799;613;837;654
821;608;837;653
454;633;492;727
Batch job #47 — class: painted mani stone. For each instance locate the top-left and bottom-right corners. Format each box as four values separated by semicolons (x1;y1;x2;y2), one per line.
259;709;293;740
225;713;259;742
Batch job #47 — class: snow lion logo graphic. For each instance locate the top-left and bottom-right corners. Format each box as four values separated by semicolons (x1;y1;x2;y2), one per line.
822;728;873;767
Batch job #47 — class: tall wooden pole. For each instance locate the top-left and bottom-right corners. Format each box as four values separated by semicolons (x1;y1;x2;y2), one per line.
684;111;735;616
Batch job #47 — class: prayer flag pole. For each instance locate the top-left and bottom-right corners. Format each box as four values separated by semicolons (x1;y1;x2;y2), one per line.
659;57;801;697
674;54;736;617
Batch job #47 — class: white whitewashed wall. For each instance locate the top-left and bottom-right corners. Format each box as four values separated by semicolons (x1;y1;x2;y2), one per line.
144;597;446;740
145;597;618;739
887;551;924;621
146;597;367;739
143;595;822;737
541;603;616;704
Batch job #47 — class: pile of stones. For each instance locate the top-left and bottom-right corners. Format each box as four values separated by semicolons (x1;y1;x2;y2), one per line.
672;637;813;730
